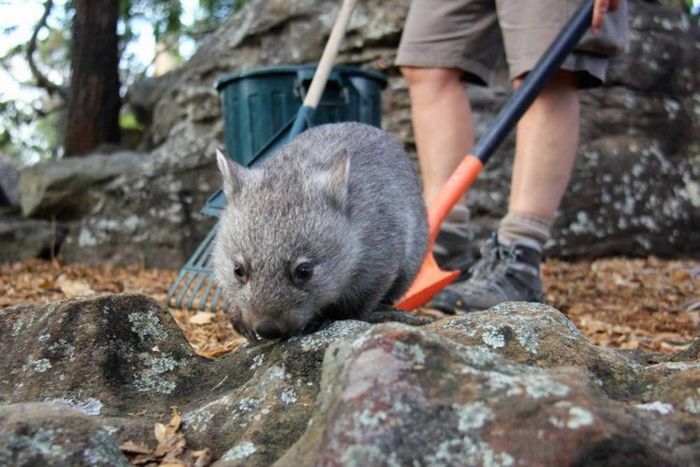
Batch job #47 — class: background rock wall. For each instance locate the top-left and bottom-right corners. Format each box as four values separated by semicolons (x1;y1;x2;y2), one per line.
13;0;700;267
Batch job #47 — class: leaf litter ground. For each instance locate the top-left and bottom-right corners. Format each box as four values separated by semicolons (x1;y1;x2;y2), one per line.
1;257;697;357
1;257;697;465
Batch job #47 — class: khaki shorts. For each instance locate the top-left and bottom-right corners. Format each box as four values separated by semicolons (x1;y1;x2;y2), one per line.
396;0;629;87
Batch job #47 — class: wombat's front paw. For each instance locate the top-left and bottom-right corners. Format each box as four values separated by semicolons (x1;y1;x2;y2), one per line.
300;315;330;335
228;308;259;342
362;306;433;327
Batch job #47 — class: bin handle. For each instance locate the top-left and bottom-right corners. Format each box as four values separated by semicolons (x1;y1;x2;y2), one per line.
294;67;344;86
294;72;351;105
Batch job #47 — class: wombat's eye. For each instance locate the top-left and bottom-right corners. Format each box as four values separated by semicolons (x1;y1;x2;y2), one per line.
233;263;247;282
293;263;313;282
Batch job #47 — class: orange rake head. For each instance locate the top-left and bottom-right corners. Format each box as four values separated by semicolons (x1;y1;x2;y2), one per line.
395;252;460;311
396;154;484;311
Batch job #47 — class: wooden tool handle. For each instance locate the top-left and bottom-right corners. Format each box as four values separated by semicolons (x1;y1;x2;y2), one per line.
303;0;357;109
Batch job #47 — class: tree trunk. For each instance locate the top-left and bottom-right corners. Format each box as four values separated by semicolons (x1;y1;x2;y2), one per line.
63;0;120;156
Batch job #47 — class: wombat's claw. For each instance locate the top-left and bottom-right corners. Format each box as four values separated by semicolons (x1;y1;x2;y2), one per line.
233;323;260;343
243;330;260;343
249;332;262;343
362;308;432;327
301;316;330;335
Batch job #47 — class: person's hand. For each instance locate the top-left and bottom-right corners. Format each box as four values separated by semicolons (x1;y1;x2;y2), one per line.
592;0;619;34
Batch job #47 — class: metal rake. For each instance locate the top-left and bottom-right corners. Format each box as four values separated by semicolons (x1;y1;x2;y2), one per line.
166;222;227;311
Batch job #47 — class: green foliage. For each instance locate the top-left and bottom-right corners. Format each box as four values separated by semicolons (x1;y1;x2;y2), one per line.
1;0;251;164
191;0;249;39
134;0;184;40
0;0;70;163
119;110;143;131
0;98;62;162
687;0;700;21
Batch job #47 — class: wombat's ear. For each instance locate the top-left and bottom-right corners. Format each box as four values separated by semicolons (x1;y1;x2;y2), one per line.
313;148;350;212
216;149;242;199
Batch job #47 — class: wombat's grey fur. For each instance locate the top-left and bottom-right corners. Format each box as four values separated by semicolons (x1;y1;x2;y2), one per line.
212;122;428;340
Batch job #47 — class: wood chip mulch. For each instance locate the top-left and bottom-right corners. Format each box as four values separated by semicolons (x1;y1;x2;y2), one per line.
1;257;697;357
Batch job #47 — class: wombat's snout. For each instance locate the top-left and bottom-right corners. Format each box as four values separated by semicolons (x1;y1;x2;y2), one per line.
255;320;284;340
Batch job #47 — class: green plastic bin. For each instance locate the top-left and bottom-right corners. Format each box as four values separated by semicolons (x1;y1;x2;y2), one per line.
216;65;386;166
202;65;387;216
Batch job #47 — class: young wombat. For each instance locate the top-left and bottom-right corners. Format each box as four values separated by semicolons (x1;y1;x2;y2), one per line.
212;122;428;340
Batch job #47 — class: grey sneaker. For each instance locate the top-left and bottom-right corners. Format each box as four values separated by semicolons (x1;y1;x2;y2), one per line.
433;205;475;280
429;234;545;313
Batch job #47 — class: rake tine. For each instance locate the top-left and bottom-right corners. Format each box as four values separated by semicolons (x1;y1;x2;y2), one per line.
185;238;218;310
165;222;221;311
186;272;209;310
174;270;198;309
210;286;224;312
199;274;218;311
192;224;219;266
166;269;189;307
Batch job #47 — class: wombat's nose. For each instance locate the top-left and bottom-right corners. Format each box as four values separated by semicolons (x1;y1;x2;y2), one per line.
255;320;283;340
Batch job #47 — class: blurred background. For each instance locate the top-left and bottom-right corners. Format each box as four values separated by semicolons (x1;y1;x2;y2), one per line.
0;0;252;164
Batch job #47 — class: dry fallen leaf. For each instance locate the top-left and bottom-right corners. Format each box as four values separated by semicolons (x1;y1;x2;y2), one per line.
55;274;95;297
169;407;182;430
119;408;194;466
154;422;169;445
38;277;55;290
153;408;186;459
118;441;152;455
198;338;247;359
189;311;214;325
160;461;186;467
619;340;640;350
191;449;212;467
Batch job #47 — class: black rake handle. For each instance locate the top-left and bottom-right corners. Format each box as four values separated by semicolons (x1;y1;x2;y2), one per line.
473;0;594;163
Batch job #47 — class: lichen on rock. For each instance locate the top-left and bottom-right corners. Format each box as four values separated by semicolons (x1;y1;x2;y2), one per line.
1;293;698;466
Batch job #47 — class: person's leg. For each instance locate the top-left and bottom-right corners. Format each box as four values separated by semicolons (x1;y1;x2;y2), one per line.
430;70;580;313
494;0;627;247
401;66;476;275
429;0;628;313
497;70;580;247
395;0;503;278
506;70;580;225
400;67;474;206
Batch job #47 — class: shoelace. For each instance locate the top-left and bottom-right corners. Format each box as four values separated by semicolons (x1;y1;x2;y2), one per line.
462;234;531;294
469;235;515;278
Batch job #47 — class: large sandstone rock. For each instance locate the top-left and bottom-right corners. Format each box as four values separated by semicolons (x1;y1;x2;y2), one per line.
1;294;698;465
0;154;19;208
0;217;67;262
550;3;700;257
0;294;360;463
277;321;694;467
18;151;146;219
5;0;696;266
57;141;220;268
0;403;130;466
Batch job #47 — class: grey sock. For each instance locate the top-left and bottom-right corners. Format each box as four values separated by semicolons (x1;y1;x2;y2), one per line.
497;212;552;250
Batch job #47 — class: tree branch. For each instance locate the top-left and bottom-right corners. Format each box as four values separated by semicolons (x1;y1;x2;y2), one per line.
26;0;67;99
